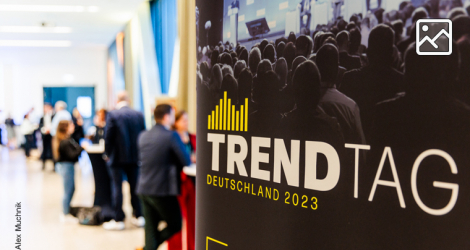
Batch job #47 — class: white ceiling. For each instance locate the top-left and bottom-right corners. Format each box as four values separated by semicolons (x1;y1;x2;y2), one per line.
0;0;147;48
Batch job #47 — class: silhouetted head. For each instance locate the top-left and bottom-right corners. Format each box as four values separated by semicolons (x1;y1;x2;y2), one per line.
374;8;385;23
452;15;470;41
404;41;459;96
239;48;249;63
284;42;296;70
391;20;404;42
316;44;339;84
253;70;280;109
313;31;324;53
349;28;362;54
336;30;349;52
200;61;211;81
293;61;322;109
350;14;359;25
257;59;273;76
319;32;335;47
233;60;247;79
210;50;219;68
237;68;253;102
259;39;269;58
274;58;288;88
337;19;348;31
263;44;276;63
220;52;232;66
275;37;288;47
346;22;357;31
292;56;307;74
276;42;286;59
210;64;223;90
330;26;339;36
367;24;395;65
295;35;313;58
221;64;234;77
221;74;238;103
323;37;338;48
411;7;428;24
447;7;467;19
248;47;262;73
288;32;297;44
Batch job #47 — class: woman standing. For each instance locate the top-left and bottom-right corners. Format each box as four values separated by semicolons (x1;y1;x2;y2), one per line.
168;110;196;250
53;120;83;223
172;110;196;163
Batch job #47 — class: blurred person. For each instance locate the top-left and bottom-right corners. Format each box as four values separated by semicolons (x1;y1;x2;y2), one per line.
259;39;269;57
391;19;404;44
71;108;85;143
250;71;283;135
447;6;467;19
168;110;197;250
237;68;256;114
292;56;307;73
295;35;313;58
263;44;276;63
5;114;16;149
452;15;470;41
288;32;297;44
282;60;344;154
239;48;249;63
53;120;83;223
340;24;404;141
219;52;232;66
257;59;273;76
137;104;191;250
221;64;234;77
92;109;107;144
276;42;286;59
233;60;246;79
323;36;338;47
316;44;365;145
221;74;239;104
209;64;224;102
283;42;297;70
103;91;146;231
336;30;362;70
20;113;38;158
397;24;416;55
274;58;289;89
248;47;262;74
39;103;55;170
51;101;72;136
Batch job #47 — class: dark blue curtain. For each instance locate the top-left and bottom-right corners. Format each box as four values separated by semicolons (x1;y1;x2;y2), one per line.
150;0;178;95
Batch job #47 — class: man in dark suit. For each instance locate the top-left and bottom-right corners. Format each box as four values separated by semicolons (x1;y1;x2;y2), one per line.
340;25;404;142
336;30;362;71
103;91;146;231
137;104;191;250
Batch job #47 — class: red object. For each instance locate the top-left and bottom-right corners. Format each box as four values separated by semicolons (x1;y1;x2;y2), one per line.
167;134;196;250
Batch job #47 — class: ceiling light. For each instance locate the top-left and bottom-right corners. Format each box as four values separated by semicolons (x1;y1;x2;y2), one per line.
0;5;99;13
0;26;72;33
0;40;71;47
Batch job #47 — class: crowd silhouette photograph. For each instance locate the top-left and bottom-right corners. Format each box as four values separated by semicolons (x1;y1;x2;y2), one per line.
195;0;470;248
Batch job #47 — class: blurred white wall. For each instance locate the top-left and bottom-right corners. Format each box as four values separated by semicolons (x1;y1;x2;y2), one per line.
0;47;107;123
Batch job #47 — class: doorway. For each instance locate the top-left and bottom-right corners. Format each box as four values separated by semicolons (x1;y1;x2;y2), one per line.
43;86;95;133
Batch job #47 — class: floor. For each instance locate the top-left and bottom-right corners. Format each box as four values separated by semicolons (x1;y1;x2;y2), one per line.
0;147;167;250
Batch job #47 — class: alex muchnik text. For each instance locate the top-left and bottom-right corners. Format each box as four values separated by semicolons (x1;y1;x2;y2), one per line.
14;202;22;249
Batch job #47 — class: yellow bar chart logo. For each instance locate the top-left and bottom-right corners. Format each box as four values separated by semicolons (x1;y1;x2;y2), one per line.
208;91;248;132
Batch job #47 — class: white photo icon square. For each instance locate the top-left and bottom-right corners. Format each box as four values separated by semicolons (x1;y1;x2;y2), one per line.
416;19;452;55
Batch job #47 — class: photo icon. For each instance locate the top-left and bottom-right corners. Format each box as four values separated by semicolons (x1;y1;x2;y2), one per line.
416;19;452;55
